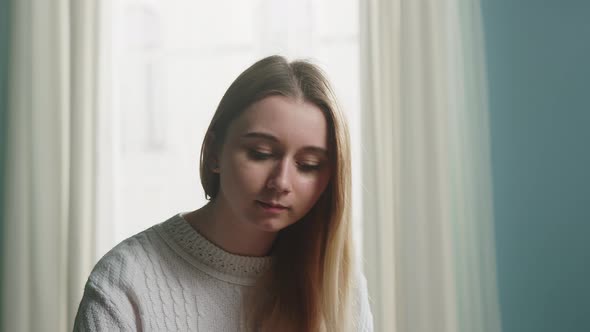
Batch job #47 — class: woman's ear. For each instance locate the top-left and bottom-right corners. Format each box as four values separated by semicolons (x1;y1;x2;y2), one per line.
206;132;221;173
211;157;220;173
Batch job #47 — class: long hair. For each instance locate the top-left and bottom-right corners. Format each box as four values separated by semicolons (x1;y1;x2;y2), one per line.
199;55;355;331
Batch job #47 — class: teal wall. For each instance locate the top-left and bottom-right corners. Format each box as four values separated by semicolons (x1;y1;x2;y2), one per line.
481;1;590;331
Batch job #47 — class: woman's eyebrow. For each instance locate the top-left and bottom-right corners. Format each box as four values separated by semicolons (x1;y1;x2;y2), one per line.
242;131;328;155
300;146;328;156
242;132;279;142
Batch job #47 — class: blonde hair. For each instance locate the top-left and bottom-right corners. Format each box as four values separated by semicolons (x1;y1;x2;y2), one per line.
200;56;355;331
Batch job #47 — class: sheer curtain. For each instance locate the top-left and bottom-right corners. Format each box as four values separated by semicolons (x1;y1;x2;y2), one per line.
360;0;501;331
1;1;100;331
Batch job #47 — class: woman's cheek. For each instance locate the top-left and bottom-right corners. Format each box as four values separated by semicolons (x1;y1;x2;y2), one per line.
297;179;320;201
304;172;329;192
236;160;271;189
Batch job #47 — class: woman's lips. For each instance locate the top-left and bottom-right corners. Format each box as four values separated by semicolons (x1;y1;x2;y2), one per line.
256;200;288;213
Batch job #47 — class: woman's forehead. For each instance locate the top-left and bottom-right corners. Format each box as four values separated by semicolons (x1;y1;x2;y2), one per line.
229;96;329;149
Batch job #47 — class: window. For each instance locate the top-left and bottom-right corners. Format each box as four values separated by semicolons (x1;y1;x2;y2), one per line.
97;0;362;259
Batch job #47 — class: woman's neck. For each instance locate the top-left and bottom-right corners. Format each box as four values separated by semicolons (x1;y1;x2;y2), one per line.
185;200;277;257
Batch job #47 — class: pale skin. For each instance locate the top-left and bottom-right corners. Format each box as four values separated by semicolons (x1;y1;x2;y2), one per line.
184;95;332;257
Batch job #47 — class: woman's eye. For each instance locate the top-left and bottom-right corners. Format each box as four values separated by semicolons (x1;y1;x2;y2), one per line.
248;150;273;160
297;163;321;172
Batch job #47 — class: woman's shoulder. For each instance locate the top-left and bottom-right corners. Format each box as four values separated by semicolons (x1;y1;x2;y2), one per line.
75;216;180;331
86;214;180;289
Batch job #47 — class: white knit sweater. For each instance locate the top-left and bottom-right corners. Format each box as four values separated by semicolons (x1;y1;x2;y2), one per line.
74;214;374;331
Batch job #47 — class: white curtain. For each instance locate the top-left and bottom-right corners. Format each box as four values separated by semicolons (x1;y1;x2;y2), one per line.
360;0;501;331
2;1;99;331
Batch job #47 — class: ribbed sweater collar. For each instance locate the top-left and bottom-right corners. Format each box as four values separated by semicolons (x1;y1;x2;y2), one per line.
155;213;273;286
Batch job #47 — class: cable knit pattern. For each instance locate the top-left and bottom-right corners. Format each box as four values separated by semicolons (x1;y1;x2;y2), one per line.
73;213;374;331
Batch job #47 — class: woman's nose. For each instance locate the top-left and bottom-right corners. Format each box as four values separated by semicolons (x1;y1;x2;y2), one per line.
266;159;292;194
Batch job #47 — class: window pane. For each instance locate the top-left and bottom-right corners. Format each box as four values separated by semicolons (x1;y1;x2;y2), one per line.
97;0;362;260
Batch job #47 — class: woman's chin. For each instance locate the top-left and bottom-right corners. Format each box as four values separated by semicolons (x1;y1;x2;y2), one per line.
250;217;292;234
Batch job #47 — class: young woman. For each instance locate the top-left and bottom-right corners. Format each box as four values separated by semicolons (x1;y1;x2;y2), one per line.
74;55;374;331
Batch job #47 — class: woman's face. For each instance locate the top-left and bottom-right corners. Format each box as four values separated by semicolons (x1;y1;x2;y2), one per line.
213;95;332;233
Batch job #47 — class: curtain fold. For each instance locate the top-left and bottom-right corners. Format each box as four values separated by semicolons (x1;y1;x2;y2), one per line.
360;0;501;331
2;1;99;331
0;1;10;328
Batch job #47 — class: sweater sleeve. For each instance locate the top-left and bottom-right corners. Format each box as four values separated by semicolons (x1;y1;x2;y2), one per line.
73;280;137;331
